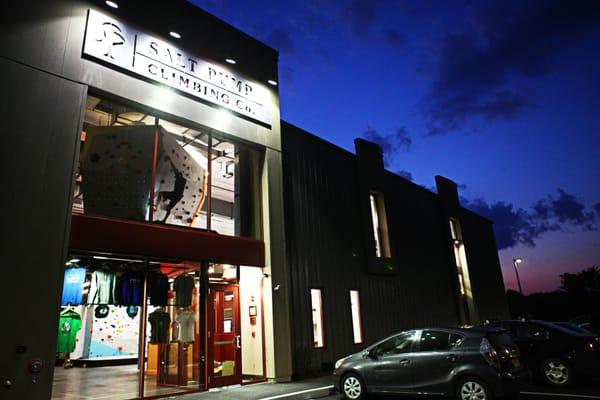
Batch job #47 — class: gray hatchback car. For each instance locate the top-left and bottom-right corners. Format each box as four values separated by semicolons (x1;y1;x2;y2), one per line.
333;326;529;400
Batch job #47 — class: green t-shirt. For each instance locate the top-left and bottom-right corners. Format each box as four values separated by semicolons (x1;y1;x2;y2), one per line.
57;310;82;353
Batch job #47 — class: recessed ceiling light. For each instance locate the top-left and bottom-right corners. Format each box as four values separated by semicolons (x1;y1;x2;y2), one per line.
105;1;119;8
169;31;182;39
225;58;236;65
268;80;278;86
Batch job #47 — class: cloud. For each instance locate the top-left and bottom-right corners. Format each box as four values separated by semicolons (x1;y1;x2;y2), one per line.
396;169;413;181
594;202;600;216
341;0;378;37
266;28;296;54
386;29;405;48
462;189;597;250
363;125;412;166
423;0;600;134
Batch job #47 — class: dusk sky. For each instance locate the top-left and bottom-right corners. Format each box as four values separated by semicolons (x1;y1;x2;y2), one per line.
192;0;600;294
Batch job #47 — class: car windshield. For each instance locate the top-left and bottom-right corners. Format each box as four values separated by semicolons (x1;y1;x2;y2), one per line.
532;320;589;336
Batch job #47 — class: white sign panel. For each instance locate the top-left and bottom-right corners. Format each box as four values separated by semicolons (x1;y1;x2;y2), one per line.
83;9;272;126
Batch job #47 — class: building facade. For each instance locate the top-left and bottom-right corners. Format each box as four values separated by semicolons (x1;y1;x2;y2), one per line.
0;1;508;399
281;124;509;377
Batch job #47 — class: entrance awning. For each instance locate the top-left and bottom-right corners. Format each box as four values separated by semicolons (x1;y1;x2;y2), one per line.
69;214;264;267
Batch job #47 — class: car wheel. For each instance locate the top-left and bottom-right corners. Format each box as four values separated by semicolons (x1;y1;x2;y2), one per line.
341;372;366;400
541;358;572;387
456;376;493;400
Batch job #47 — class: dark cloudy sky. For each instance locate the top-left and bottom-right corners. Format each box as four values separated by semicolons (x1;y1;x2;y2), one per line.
191;0;600;294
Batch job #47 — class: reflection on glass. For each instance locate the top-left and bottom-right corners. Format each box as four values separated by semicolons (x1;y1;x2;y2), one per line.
212;287;238;378
153;120;209;230
51;253;144;400
210;137;262;238
75;95;262;237
144;261;202;397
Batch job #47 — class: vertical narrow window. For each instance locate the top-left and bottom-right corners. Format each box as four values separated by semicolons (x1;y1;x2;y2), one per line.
310;289;325;348
449;218;475;324
350;290;363;344
369;192;391;258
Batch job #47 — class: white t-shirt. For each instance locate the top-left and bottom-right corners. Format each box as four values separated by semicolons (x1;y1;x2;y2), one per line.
176;311;195;342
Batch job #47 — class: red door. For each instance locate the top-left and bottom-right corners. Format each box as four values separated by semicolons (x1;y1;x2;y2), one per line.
208;284;242;387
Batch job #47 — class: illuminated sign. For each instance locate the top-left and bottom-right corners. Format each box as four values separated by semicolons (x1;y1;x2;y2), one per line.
83;9;271;126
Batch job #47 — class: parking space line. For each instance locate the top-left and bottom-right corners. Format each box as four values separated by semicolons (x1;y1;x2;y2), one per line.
258;385;334;400
521;391;600;399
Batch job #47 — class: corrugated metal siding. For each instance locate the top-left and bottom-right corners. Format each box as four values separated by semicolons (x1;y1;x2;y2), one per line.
282;123;463;377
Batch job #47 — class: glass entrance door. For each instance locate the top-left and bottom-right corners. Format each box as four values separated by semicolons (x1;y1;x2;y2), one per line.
208;285;241;387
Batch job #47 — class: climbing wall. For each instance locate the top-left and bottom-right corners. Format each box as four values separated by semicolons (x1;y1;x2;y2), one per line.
80;125;155;221
80;125;206;225
153;131;206;226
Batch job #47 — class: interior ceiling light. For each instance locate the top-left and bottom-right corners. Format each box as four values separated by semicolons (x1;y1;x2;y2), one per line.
169;31;182;39
105;1;119;8
268;79;278;86
225;58;236;65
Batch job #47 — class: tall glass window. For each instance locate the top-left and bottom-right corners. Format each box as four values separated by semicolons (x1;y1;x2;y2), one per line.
369;192;391;258
349;290;363;344
449;218;475;324
310;289;325;348
75;94;262;239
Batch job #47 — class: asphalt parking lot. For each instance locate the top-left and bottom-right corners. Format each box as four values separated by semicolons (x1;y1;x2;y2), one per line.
321;380;600;400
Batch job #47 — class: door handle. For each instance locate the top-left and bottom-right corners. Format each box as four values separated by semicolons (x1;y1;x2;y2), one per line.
235;335;241;348
446;354;458;361
399;359;410;366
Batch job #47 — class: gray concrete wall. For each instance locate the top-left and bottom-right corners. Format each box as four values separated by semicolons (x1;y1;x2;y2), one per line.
0;57;85;400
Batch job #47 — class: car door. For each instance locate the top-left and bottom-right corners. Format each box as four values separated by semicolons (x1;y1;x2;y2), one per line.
504;322;548;368
368;330;418;393
410;330;464;395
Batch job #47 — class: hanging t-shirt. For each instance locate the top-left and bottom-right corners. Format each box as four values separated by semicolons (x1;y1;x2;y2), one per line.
61;267;86;306
56;310;82;353
174;275;194;307
120;271;144;306
176;311;195;342
87;270;117;305
148;309;171;344
148;272;169;306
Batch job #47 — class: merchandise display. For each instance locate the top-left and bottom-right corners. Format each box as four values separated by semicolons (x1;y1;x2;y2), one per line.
61;267;86;306
120;271;144;306
94;305;109;319
174;275;195;307
55;251;206;398
88;269;117;305
176;310;196;342
148;309;171;344
148;271;169;306
57;308;82;353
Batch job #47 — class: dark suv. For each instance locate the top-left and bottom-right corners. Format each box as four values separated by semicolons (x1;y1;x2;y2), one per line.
333;327;529;400
489;320;600;387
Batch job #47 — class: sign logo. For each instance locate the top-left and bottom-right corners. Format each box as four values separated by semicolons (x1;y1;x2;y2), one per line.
82;9;271;127
96;22;125;59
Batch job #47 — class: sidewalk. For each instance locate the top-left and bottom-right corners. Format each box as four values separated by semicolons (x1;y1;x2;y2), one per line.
179;376;335;400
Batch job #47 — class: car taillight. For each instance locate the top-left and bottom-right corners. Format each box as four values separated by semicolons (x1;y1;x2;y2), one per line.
480;338;500;368
584;338;600;352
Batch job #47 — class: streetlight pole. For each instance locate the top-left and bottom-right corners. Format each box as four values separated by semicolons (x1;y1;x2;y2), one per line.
513;258;523;295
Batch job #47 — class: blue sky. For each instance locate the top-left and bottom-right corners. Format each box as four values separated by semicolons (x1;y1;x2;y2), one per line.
191;0;600;293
